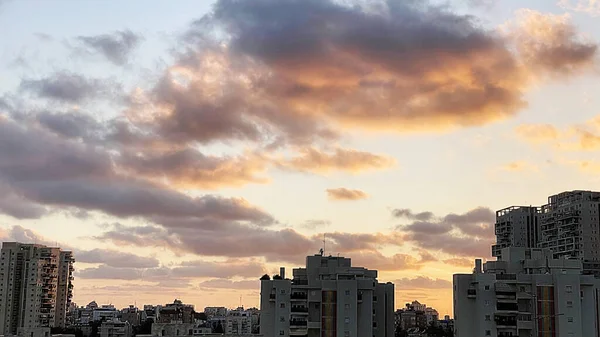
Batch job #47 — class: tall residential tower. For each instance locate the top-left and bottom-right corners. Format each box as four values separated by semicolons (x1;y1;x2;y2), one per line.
0;242;75;335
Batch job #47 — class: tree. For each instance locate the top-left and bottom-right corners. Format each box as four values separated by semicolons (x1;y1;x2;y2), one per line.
214;323;224;334
272;274;282;280
260;274;270;280
133;318;154;336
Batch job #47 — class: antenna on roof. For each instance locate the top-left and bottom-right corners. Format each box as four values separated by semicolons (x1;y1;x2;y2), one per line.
323;234;326;256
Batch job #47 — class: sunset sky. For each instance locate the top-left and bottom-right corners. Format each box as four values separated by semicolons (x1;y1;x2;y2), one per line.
1;0;600;316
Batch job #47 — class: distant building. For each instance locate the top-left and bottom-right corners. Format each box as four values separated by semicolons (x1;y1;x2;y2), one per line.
394;301;439;331
0;242;74;335
150;323;211;336
100;319;132;337
157;300;194;324
454;247;600;337
260;254;395;337
225;307;252;335
121;306;141;326
92;305;119;322
203;307;227;318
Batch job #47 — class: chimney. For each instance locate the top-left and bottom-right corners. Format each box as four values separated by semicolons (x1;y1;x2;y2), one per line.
474;259;482;274
280;267;286;279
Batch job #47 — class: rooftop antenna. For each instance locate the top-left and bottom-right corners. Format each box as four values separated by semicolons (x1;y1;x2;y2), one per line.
323;234;326;256
240;295;242;308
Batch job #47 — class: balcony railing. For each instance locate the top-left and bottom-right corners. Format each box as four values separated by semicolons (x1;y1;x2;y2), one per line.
291;307;308;313
290;293;308;300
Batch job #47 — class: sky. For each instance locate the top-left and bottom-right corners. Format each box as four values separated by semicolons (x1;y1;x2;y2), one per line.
1;0;600;317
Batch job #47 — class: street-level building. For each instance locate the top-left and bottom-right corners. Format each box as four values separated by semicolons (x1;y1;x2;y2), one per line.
260;253;394;337
454;247;600;337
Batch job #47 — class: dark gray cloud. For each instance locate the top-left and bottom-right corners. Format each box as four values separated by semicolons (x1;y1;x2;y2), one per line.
0;118;275;234
199;279;258;290
77;30;142;66
19;72;117;103
0;186;48;219
395;207;494;257
35;111;103;141
392;209;434;221
76;249;160;268
76;259;265;281
394;276;451;289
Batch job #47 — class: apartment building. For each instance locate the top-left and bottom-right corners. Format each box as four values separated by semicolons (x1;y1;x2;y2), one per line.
0;242;74;335
225;307;252;335
494;191;600;275
492;206;539;259
454;247;600;337
260;254;395;337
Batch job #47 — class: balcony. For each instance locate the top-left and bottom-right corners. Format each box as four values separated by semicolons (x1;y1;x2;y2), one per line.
290;292;308;300
496;302;519;314
495;316;517;328
290;307;308;314
290;320;308;327
269;294;276;301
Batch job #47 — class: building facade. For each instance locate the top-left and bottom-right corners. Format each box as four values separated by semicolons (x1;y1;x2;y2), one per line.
492;206;539;259
100;319;132;337
260;254;394;337
225;307;252;335
0;242;74;335
454;247;600;337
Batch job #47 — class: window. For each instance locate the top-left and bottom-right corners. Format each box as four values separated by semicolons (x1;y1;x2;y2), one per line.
373;296;378;302
566;285;573;293
280;289;286;294
567;301;573;308
344;317;350;323
280;316;285;322
568;317;573;323
485;315;490;321
345;290;350;296
280;303;285;308
345;304;350;309
344;332;350;337
279;331;285;335
485;330;491;336
484;285;490;290
484;300;490;306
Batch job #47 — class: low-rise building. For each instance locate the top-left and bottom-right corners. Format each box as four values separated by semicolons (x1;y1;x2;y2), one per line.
100;319;131;337
225;307;252;335
454;247;600;337
157;300;194;324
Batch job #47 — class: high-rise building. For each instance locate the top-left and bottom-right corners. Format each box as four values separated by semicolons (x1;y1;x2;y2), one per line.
260;254;395;337
494;191;600;274
492;206;539;259
454;247;600;337
0;242;74;335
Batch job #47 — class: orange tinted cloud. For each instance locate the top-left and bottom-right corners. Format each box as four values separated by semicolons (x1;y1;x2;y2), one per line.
559;0;600;16
279;147;395;174
507;9;598;76
515;124;559;144
500;161;539;172
326;188;368;201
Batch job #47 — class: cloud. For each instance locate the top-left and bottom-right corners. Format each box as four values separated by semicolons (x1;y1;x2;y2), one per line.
77;259;266;281
326;188;368;201
77;30;142;65
506;9;598;76
0;186;48;219
198;279;259;290
279;148;395;174
559;0;600;17
350;251;424;271
76;249;160;268
35;111;104;141
500;161;539;172
0;118;275;235
515;124;559;144
118;149;270;189
395;207;495;257
443;258;474;267
394;276;452;289
300;219;332;230
392;209;434;221
19;72;118;103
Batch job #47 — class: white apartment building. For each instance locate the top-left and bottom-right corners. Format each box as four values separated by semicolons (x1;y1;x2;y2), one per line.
454;247;600;337
260;254;395;337
0;242;74;335
494;191;600;275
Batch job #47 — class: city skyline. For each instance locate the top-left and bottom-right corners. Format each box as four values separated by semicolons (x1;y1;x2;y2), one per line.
1;0;600;316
